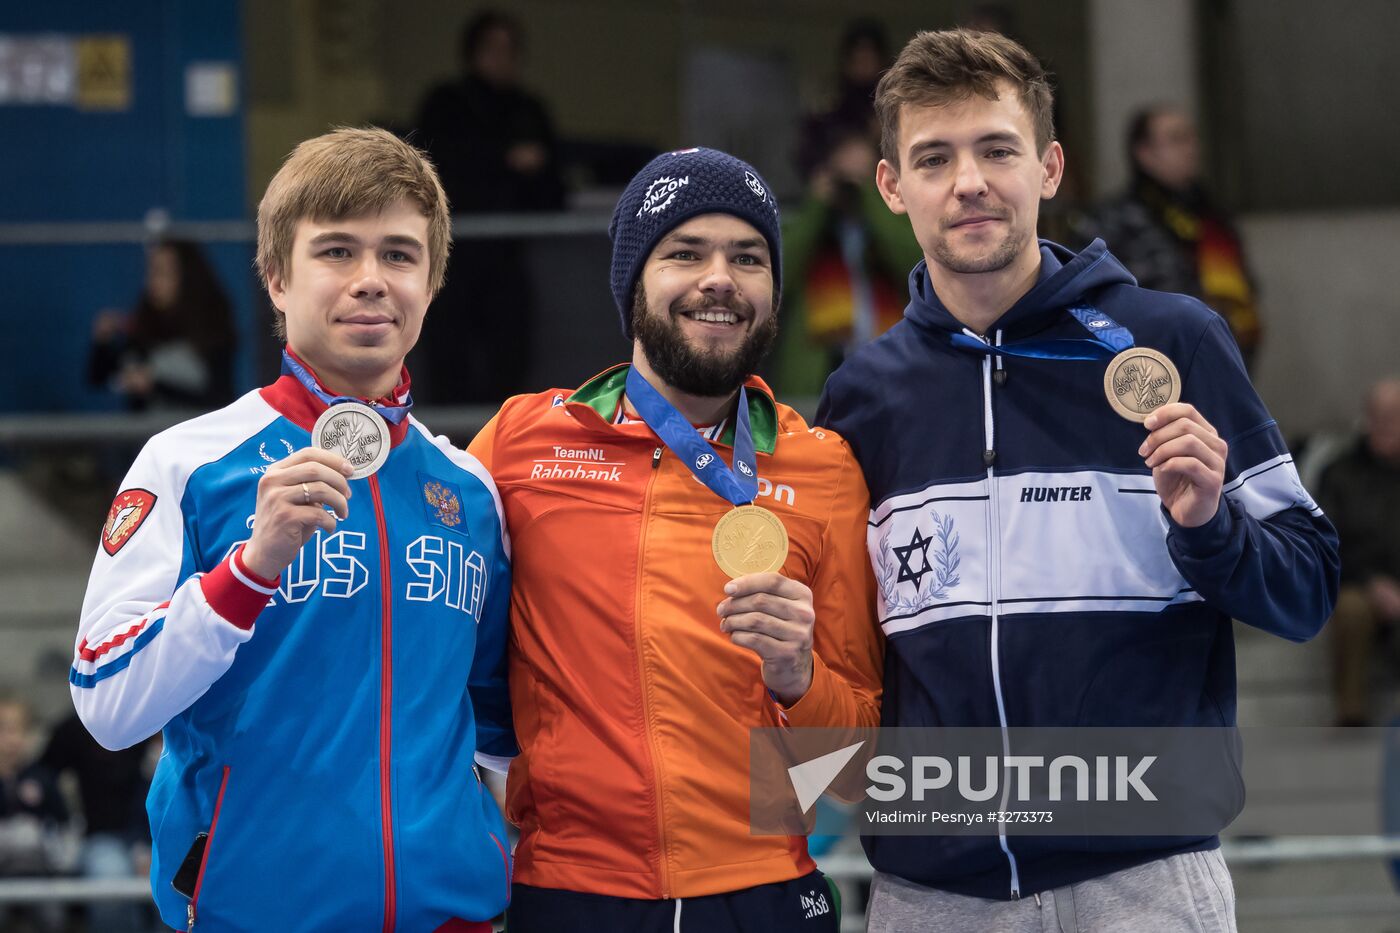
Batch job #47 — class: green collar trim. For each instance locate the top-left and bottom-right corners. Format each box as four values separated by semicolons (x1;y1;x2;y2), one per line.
568;364;778;454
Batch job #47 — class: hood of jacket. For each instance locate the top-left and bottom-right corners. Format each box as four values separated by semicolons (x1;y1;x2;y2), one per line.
904;238;1138;340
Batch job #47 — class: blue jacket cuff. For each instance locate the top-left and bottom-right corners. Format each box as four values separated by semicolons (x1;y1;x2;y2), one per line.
1164;496;1234;555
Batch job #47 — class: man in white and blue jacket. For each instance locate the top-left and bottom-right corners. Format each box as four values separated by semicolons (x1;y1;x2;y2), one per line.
817;31;1339;930
71;128;515;932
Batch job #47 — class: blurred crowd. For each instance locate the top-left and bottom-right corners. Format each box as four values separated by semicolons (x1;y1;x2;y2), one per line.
85;10;1271;410
0;693;158;932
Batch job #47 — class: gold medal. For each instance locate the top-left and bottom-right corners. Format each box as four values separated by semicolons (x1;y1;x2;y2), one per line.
712;505;789;579
1103;348;1181;423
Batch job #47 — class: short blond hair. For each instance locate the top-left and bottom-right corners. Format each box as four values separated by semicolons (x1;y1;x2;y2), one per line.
876;29;1055;167
256;127;451;337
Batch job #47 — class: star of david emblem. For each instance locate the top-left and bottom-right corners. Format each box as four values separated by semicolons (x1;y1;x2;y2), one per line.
892;528;934;588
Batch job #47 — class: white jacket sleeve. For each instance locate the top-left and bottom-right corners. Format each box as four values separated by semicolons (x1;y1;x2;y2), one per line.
71;439;276;750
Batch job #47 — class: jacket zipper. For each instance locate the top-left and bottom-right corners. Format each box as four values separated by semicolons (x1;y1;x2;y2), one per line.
488;830;512;902
369;476;398;933
472;765;511;901
635;446;672;897
974;329;1022;899
187;765;231;931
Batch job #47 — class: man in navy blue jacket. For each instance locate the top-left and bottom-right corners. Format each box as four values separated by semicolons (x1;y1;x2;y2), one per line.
816;29;1339;930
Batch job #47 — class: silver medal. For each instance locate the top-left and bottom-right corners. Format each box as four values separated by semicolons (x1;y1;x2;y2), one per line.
311;401;390;479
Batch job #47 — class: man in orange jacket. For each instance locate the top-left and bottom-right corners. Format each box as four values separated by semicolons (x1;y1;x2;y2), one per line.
468;147;883;932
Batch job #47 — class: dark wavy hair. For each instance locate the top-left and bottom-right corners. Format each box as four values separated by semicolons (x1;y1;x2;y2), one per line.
129;239;234;356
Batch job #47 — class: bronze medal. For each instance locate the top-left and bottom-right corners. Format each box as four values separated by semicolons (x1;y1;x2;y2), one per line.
712;505;789;579
1104;348;1182;423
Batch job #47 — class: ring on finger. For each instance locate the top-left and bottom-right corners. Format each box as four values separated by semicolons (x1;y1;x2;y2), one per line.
301;482;311;506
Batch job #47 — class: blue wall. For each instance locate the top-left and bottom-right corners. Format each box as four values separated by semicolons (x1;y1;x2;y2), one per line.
0;1;251;413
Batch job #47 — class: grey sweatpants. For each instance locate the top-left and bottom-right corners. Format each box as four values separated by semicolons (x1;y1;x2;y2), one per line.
866;849;1237;932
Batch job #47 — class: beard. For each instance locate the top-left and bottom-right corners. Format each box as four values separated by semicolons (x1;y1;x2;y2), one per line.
929;204;1028;275
631;285;779;398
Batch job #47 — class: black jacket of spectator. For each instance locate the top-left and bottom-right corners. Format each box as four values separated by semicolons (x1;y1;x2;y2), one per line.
40;715;150;842
0;763;67;876
412;74;565;403
1317;438;1400;586
416;74;565;215
0;765;65;825
1091;174;1262;370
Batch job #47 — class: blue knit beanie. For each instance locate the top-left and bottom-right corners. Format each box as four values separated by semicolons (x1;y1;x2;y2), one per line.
609;147;782;340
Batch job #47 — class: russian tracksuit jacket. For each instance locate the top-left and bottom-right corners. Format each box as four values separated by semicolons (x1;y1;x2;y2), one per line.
71;370;516;931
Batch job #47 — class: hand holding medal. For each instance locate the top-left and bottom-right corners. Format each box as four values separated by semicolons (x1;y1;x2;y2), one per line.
717;573;816;707
624;367;814;705
1136;401;1228;528
954;306;1225;527
241;351;409;580
975;307;1228;528
624;366;789;575
1102;343;1227;528
990;308;1228;528
240;447;354;580
285;350;398;481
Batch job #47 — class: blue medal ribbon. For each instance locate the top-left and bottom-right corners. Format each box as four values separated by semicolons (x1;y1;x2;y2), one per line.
624;366;758;506
949;306;1134;361
280;350;413;425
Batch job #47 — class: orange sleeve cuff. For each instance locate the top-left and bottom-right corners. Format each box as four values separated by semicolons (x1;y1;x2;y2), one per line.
770;654;842;729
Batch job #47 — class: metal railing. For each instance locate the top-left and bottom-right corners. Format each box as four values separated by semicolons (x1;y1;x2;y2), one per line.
0;406;499;448
0;210;613;246
815;835;1400;879
1;836;1396;905
0;399;824;448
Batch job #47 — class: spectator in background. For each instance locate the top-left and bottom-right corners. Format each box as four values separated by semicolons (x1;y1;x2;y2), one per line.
1092;105;1264;370
0;694;69;933
414;10;566;404
778;20;917;396
88;239;236;411
41;715;157;933
796;18;888;182
1319;378;1400;726
776;127;920;396
963;2;1017;35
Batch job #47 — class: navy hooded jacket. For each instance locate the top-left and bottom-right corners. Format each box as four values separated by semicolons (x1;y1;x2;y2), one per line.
816;238;1339;900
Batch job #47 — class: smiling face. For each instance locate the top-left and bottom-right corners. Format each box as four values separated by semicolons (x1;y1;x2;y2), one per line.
267;198;432;398
631;213;778;398
875;79;1063;279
